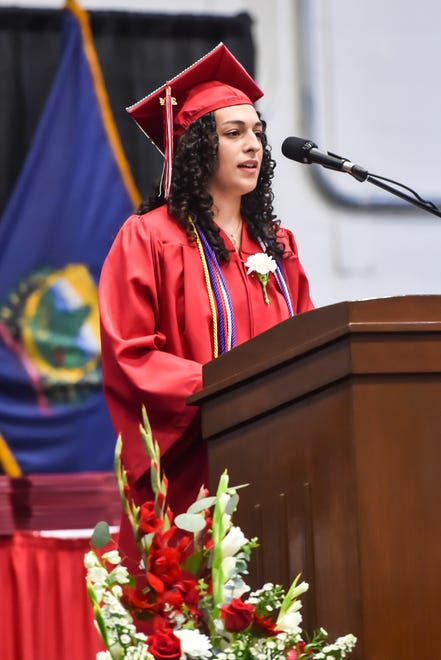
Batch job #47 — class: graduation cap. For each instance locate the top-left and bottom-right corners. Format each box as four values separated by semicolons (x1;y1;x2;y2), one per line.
127;42;264;198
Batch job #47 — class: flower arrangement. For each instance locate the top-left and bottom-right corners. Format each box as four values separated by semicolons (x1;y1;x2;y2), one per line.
85;408;357;660
244;252;277;304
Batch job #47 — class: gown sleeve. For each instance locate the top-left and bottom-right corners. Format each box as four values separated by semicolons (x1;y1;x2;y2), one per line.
283;228;315;313
98;214;203;485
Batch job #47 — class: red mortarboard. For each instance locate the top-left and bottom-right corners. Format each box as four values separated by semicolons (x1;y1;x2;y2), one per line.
126;42;263;197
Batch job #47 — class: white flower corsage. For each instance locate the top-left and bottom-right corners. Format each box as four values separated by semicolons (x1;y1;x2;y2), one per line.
244;252;278;304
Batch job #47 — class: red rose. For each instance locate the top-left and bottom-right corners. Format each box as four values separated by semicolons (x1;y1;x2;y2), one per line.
138;501;163;537
252;613;277;637
220;598;255;632
147;627;181;660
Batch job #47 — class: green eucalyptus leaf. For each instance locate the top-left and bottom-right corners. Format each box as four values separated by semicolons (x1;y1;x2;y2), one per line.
174;512;206;533
225;492;239;515
91;521;112;549
187;496;217;514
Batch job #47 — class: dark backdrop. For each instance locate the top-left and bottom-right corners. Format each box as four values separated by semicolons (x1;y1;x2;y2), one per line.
0;8;255;214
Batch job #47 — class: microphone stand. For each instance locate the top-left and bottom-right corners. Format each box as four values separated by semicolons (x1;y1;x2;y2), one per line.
365;173;441;218
343;162;441;218
284;139;441;218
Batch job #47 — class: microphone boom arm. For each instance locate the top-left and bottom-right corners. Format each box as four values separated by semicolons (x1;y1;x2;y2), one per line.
364;173;441;218
324;155;441;217
281;136;441;218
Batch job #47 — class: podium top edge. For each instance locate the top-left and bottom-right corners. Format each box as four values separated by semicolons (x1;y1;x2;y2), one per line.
189;295;441;404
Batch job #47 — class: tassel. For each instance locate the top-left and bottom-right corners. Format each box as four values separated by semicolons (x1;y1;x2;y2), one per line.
161;84;175;199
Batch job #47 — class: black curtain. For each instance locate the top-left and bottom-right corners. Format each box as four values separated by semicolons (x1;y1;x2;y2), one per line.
0;8;256;214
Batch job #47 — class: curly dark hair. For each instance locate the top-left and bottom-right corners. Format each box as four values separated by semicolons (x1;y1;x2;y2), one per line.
137;111;285;262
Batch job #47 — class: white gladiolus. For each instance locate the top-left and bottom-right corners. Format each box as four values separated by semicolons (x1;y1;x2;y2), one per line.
291;581;309;599
221;556;237;579
285;599;302;614
174;628;212;658
221;526;248;558
84;461;357;660
222;513;232;532
276;610;303;635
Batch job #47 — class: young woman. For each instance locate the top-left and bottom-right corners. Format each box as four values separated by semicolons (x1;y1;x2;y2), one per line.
98;43;314;574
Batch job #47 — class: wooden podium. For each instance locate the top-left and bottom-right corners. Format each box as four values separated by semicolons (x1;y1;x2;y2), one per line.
190;295;441;660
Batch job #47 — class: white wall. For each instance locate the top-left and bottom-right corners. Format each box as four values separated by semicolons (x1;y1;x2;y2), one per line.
5;0;441;308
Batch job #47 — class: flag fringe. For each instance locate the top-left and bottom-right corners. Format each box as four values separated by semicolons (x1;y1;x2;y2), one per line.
0;432;22;477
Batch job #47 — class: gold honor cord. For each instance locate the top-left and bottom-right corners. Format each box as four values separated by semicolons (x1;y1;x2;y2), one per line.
188;217;219;359
65;0;140;208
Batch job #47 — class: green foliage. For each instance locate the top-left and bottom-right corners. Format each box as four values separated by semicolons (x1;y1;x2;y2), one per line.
91;520;112;549
174;512;207;533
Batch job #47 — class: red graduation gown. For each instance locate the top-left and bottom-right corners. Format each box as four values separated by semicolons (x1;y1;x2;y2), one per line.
98;205;313;567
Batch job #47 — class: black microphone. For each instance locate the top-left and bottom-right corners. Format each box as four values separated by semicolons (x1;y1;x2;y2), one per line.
281;136;368;182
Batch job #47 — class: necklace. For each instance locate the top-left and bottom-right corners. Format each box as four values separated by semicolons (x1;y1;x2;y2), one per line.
224;218;243;250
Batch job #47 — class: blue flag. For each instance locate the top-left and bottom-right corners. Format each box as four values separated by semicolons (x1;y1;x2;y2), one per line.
0;1;138;474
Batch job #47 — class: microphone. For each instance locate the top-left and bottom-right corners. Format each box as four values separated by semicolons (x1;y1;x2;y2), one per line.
281;136;368;182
